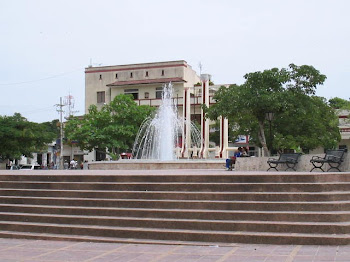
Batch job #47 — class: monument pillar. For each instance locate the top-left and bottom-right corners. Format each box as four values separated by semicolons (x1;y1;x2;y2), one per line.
200;74;210;158
181;87;191;158
219;116;229;159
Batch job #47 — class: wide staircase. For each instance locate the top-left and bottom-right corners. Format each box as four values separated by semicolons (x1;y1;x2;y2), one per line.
0;170;349;245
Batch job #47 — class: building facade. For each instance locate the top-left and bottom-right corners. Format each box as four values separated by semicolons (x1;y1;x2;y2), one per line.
338;110;350;151
85;60;200;112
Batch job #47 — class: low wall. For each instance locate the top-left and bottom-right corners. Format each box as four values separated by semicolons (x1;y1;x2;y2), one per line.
89;159;224;170
89;153;350;172
0;163;6;170
236;153;350;172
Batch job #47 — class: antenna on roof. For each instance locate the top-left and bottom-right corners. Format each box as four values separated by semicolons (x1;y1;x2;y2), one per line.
63;91;79;119
198;62;203;75
88;58;102;68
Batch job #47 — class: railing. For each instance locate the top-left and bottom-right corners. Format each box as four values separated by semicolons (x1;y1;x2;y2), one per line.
136;96;216;107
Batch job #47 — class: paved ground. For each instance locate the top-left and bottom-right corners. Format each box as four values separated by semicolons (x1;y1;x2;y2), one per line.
0;238;349;262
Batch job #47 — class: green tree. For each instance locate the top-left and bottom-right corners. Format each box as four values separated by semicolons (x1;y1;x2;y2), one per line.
41;119;60;138
328;97;350;110
65;94;155;158
209;121;221;146
0;113;56;160
205;64;335;156
273;94;340;152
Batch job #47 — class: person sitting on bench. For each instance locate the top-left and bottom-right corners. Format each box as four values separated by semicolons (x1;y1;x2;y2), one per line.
226;147;242;171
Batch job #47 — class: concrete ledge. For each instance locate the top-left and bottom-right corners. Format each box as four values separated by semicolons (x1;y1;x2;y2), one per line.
236;153;350;172
88;153;350;172
89;160;224;170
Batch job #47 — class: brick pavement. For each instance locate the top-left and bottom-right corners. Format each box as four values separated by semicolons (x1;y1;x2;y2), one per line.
0;238;349;262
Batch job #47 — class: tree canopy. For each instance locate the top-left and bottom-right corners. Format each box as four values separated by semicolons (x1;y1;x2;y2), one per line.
64;94;155;159
0;113;57;160
205;64;339;155
328;97;350;110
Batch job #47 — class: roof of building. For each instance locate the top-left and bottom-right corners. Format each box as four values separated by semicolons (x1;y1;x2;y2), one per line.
85;60;188;74
106;77;187;87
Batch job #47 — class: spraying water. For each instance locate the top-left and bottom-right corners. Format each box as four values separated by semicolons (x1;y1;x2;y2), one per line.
132;83;201;160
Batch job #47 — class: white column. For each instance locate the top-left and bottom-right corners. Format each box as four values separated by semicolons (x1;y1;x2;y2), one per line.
200;74;210;159
181;87;191;158
219;116;229;159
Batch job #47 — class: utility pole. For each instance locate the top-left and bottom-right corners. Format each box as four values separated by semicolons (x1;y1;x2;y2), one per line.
56;98;65;170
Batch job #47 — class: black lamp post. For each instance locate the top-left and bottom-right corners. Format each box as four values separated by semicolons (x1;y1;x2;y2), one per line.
266;112;274;156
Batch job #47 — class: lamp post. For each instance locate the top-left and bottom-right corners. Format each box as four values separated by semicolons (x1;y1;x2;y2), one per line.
266;112;274;156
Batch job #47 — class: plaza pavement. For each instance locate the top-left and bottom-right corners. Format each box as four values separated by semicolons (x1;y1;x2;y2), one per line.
0;238;349;262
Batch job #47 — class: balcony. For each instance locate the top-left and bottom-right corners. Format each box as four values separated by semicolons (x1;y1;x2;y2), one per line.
135;96;216;107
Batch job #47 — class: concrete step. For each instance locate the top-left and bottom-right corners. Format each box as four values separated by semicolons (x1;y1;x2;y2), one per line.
0;212;348;235
1;173;350;183
0;181;349;192
0;170;349;245
1;189;350;201
0;204;349;222
1;196;350;211
0;230;236;246
0;220;348;245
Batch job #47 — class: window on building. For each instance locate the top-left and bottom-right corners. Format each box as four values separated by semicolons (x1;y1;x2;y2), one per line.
161;70;164;76
99;74;102;80
130;72;133;78
97;91;105;103
144;92;149;99
124;89;139;100
156;87;163;99
115;73;118;79
145;71;149;77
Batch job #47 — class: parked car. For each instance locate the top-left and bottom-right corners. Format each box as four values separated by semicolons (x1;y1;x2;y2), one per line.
20;164;41;170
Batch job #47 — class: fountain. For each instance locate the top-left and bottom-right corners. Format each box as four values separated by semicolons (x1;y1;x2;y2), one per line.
132;83;201;160
89;83;224;170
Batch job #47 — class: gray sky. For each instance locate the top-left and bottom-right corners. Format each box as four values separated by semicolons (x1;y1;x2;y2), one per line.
1;0;349;123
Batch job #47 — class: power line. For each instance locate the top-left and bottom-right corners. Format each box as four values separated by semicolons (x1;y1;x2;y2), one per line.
0;68;82;86
20;106;56;114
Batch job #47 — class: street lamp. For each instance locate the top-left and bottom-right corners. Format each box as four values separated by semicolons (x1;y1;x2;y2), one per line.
265;112;274;156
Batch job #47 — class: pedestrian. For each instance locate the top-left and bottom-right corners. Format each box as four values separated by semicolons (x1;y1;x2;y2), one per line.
64;160;69;170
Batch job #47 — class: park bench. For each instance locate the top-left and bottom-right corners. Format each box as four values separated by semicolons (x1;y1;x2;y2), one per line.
267;153;302;171
310;149;346;172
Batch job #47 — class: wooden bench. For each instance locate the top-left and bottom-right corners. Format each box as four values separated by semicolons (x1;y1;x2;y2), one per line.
310;149;346;172
267;153;302;171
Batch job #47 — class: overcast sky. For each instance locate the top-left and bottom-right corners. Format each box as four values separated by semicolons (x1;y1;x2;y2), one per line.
1;0;349;123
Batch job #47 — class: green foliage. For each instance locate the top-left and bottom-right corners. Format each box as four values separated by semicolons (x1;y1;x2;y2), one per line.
328;97;350;109
0;113;57;160
205;64;337;155
64;94;155;155
286;64;327;95
41;119;60;137
273;94;340;152
209;121;220;145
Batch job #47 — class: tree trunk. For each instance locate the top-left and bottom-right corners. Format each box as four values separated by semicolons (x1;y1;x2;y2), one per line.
258;120;270;157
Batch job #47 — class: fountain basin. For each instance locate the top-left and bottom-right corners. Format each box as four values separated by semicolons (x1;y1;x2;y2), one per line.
89;159;224;170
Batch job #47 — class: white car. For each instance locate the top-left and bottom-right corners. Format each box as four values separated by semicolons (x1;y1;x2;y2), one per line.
20;164;41;170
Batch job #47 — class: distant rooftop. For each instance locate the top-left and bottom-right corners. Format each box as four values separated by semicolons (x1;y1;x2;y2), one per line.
85;60;189;74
